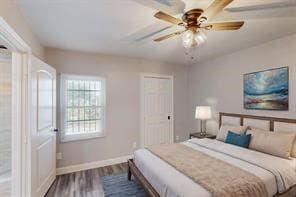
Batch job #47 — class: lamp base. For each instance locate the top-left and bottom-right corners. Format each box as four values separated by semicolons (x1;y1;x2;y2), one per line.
200;120;207;136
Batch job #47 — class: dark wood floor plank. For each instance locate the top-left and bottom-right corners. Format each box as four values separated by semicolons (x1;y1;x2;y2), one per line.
45;163;127;197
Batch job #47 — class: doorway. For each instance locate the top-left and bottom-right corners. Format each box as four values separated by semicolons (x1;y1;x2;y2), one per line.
0;43;12;197
0;17;32;197
140;74;174;147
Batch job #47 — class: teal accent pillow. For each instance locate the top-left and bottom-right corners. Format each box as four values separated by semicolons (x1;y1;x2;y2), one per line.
225;131;251;148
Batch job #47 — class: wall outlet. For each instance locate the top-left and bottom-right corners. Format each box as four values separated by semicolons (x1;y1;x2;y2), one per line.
132;142;137;149
175;135;180;141
56;152;62;160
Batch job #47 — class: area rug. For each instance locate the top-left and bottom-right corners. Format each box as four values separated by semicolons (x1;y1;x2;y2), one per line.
102;173;145;197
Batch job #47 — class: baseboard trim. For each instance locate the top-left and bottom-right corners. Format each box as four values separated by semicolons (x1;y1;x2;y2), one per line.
56;155;133;175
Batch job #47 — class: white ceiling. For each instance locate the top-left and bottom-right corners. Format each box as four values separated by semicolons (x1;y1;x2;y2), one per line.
16;0;296;65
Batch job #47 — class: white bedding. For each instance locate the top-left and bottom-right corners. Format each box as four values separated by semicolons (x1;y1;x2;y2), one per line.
134;138;296;197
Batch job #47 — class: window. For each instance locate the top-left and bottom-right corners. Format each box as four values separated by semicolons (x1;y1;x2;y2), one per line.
60;74;106;142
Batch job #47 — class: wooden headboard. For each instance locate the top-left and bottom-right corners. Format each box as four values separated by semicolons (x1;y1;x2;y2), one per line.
219;112;296;131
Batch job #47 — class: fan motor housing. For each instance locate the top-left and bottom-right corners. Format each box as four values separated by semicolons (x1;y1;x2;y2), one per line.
182;9;204;29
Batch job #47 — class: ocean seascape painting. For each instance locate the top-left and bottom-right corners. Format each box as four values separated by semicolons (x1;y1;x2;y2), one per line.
244;67;288;110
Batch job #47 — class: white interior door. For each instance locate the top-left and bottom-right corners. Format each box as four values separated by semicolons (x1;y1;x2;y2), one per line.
30;56;56;197
142;75;173;147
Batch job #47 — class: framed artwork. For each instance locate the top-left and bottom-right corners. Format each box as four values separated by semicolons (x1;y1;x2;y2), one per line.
244;67;289;110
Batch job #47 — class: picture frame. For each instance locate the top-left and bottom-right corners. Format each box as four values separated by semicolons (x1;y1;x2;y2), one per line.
244;67;289;110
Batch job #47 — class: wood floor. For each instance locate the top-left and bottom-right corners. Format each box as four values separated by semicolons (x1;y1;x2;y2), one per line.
45;163;128;197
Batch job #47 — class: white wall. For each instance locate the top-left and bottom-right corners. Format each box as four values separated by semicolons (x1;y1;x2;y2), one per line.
188;34;296;135
0;0;44;59
45;48;190;168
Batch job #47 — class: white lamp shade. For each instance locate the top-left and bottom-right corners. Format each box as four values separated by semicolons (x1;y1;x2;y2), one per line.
195;106;211;120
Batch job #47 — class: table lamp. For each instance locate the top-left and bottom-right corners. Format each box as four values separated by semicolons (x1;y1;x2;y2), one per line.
195;106;212;136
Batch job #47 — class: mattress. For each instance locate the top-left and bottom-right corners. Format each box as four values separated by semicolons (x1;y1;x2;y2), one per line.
134;138;296;197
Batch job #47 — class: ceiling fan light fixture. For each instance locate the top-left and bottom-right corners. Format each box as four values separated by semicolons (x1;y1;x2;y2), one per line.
195;31;207;45
152;1;244;47
181;30;206;48
182;30;194;42
182;30;196;48
182;39;197;49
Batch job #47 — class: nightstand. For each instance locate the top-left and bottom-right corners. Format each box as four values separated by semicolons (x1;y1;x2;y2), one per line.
189;132;216;139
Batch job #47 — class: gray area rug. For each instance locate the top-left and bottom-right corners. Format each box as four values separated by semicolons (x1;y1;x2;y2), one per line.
102;173;145;197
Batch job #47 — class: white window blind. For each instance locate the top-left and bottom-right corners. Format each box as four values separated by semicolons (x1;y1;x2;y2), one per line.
60;74;106;142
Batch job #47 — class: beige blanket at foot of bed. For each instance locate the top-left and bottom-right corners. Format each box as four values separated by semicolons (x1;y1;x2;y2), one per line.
147;143;268;197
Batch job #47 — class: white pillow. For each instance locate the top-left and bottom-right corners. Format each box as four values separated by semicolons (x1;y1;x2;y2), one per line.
247;129;295;159
251;128;296;158
216;125;248;142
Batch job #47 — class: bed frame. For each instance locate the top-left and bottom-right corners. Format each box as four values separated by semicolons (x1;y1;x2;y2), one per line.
127;112;296;197
128;159;159;197
218;112;296;131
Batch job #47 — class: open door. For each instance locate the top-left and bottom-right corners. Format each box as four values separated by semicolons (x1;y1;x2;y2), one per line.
30;56;56;197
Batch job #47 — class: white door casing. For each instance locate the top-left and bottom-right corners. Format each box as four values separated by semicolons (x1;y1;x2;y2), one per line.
141;74;173;147
0;17;32;197
30;56;56;197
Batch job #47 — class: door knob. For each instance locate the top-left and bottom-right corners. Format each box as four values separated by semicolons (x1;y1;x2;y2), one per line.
53;128;59;132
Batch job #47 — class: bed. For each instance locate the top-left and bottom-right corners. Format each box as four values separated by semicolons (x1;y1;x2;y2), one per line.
127;112;296;197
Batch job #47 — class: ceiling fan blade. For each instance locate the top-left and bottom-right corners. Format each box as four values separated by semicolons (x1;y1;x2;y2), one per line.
124;22;173;42
225;0;296;12
218;6;296;20
135;26;173;42
132;0;185;15
202;21;244;30
199;0;234;21
154;11;184;25
154;30;185;42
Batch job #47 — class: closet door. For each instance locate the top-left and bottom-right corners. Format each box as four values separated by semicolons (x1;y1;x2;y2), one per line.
142;75;173;147
30;56;56;197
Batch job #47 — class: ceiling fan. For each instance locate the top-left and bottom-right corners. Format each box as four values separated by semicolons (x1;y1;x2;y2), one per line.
152;0;244;48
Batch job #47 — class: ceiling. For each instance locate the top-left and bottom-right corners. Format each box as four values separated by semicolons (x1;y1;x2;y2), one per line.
16;0;296;65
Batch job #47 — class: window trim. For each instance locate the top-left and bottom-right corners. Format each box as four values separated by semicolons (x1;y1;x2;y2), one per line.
60;74;106;142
